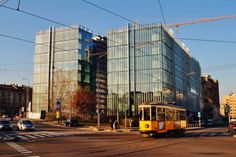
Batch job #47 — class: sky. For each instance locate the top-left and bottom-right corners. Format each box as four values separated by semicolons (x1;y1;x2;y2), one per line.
0;0;236;101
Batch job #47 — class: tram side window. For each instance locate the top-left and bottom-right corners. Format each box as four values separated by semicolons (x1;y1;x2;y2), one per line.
176;110;180;121
139;108;142;120
151;107;157;120
180;111;186;120
165;108;173;121
144;108;150;120
157;108;165;121
173;110;177;121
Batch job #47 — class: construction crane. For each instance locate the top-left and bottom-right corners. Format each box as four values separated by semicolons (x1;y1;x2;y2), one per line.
165;14;236;37
167;14;236;28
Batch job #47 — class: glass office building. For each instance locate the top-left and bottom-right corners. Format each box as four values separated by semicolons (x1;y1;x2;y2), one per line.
32;26;107;114
107;23;201;118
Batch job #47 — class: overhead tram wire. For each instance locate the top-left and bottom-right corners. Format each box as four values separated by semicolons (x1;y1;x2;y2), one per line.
2;31;236;78
157;0;166;26
79;1;236;88
0;4;126;57
2;1;236;77
0;0;194;62
80;0;236;65
0;33;34;44
0;62;31;66
0;32;107;58
0;5;77;30
1;2;236;61
81;0;164;61
0;0;8;6
0;1;156;62
80;0;236;61
0;1;230;89
0;67;31;72
203;63;236;73
81;0;133;23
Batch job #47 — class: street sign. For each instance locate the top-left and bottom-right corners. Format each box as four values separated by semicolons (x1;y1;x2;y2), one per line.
56;111;60;119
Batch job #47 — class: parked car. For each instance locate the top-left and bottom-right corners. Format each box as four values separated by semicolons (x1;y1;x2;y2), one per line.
0;119;12;130
64;118;79;127
215;119;225;126
206;119;214;127
1;114;9;118
17;119;35;131
229;120;236;135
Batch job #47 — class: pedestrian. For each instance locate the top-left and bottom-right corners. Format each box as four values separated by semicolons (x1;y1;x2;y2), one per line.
109;119;113;130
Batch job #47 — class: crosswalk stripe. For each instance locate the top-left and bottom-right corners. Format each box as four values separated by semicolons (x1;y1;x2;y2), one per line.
6;142;39;156
209;133;216;136
17;135;29;140
31;134;45;138
200;132;209;136
24;134;37;138
40;134;54;137
189;133;199;136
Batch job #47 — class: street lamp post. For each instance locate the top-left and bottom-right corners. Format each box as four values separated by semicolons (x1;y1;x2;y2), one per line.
22;77;30;117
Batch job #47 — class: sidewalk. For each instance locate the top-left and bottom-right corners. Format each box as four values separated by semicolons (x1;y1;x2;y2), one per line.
41;120;138;132
40;120;203;132
186;127;204;130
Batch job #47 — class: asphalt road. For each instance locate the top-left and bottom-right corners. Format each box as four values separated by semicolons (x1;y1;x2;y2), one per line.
1;123;236;157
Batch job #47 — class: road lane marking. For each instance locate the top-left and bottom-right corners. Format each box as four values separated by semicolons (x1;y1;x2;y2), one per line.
6;142;39;156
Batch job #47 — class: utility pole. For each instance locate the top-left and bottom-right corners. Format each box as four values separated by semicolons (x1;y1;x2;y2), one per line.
16;0;21;11
227;104;232;124
22;78;30;117
117;83;119;125
97;62;100;128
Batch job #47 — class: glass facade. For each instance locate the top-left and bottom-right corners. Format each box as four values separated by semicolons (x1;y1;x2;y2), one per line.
32;26;96;113
107;23;201;117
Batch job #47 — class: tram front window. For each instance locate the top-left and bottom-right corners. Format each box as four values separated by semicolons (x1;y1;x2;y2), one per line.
144;107;150;120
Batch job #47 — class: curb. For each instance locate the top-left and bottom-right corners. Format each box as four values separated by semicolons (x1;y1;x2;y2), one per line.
186;127;204;130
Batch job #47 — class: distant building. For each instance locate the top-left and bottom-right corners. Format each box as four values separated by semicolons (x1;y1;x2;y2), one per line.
221;93;236;119
107;23;201;120
201;75;220;121
0;84;32;116
32;26;107;115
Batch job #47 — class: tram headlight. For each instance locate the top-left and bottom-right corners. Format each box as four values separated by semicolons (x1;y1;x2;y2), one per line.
145;124;149;128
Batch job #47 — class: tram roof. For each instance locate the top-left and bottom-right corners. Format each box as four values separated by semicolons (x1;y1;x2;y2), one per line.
139;102;186;110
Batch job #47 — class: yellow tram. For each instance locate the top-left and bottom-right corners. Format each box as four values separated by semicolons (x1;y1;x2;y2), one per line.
139;102;186;137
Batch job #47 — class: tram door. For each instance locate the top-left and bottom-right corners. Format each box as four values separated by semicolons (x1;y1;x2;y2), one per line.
157;107;165;131
151;106;158;130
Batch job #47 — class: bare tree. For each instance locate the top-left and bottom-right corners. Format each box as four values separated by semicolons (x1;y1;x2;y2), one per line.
52;70;77;117
72;86;96;121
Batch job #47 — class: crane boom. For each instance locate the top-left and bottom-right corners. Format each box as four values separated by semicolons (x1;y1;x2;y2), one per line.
167;14;236;27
